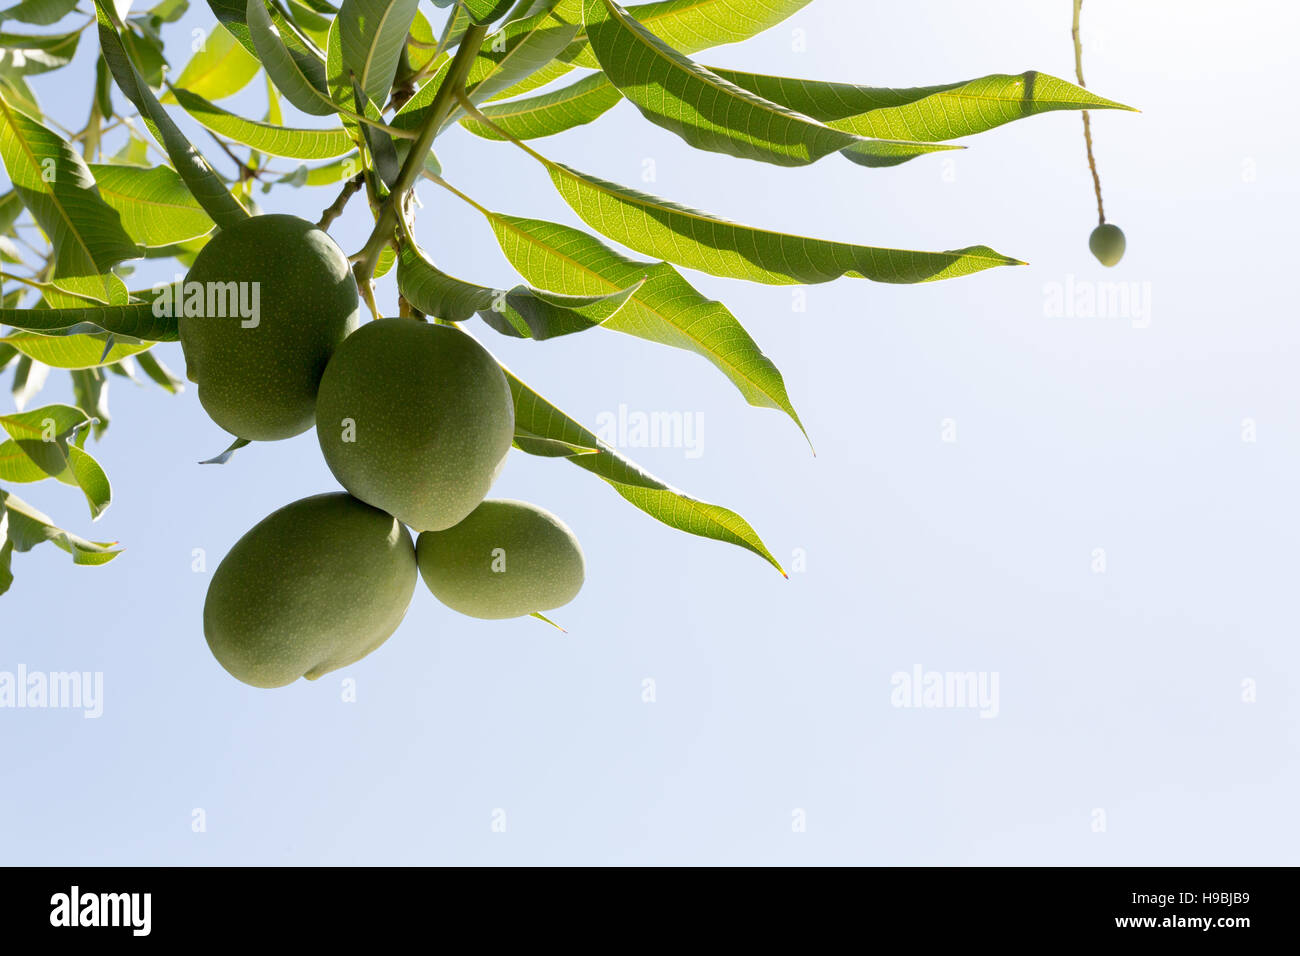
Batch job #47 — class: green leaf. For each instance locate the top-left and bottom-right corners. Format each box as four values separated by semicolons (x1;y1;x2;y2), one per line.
0;93;140;304
70;366;111;437
395;234;642;339
245;0;335;115
504;363;784;575
0;403;112;518
533;155;1023;285
836;138;961;169
711;68;1137;143
512;426;598;457
337;0;420;105
0;330;153;368
0;301;178;340
461;0;515;25
88;163;216;246
463;71;621;140
135;348;184;393
67;442;112;519
198;435;249;464
564;0;811;67
585;0;862;167
0;0;79;27
0;27;79;76
463;6;580;107
484;211;805;436
1;490;121;564
0;531;13;596
161;22;261;102
9;353;47;409
278;151;362;186
285;0;332;49
170;87;356;159
94;0;251;229
351;75;399;186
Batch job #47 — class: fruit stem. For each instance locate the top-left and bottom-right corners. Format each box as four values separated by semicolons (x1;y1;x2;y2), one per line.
1072;0;1106;225
351;22;490;311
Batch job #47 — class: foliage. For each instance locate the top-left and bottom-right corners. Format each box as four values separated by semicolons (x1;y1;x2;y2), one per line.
0;0;1134;596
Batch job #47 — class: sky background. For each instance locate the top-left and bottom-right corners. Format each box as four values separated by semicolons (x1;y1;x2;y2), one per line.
2;0;1298;865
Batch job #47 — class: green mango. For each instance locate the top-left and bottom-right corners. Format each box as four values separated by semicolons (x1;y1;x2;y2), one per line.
179;214;360;440
204;493;416;688
416;499;584;619
315;319;514;531
1089;222;1126;267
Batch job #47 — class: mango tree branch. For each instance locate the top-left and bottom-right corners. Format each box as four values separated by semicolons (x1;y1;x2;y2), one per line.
351;22;490;316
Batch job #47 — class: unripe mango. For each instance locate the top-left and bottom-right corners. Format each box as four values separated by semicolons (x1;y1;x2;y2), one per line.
416;499;584;619
315;319;515;532
1089;222;1126;267
204;493;416;688
179;214;360;440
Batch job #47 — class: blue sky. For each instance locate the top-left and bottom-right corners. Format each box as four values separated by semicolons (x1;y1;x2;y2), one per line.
2;0;1297;864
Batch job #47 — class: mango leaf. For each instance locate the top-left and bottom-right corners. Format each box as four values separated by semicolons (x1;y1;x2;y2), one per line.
277;151;362;186
483;210;805;437
462;7;580;107
503;363;784;575
462;71;621;140
10;353;47;409
161;22;260;102
350;76;399;186
135;349;184;393
512;426;598;457
493;0;811;100
405;7;438;72
0;403;112;519
0;0;79;27
0;27;79;76
0;93;140;304
711;68;1137;143
533;154;1023;285
0;498;11;595
87;163;215;246
337;0;420;105
245;0;336;115
1;489;121;564
69;366;111;437
198;435;249;464
838;139;961;169
285;0;331;49
584;0;867;167
395;235;642;339
0;301;178;340
0;402;86;476
169;87;355;159
461;0;514;25
0;330;153;368
94;0;251;229
565;0;810;67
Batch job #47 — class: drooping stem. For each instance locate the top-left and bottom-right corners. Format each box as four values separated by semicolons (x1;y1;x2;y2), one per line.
1072;0;1106;225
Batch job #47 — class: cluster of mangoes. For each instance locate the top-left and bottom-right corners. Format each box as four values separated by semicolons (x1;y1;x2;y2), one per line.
180;215;584;688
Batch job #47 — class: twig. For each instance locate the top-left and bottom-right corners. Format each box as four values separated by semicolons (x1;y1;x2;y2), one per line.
317;174;365;230
205;130;262;182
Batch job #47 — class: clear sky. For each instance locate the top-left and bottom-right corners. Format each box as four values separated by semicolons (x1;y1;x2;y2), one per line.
2;0;1297;865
